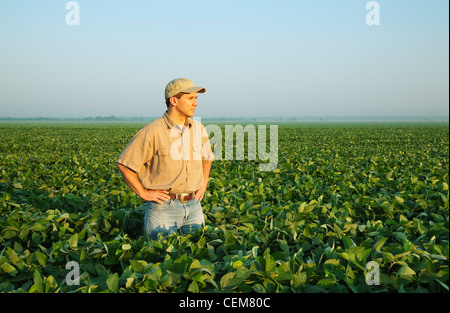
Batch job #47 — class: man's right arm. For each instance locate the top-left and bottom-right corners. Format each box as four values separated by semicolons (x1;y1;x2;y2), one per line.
116;162;170;204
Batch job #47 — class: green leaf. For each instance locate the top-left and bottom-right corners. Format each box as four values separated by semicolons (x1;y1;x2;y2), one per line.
341;234;353;250
7;249;19;264
224;232;239;249
253;284;266;293
397;265;416;277
258;183;264;194
1;262;18;276
188;280;199;293
381;252;395;263
121;243;131;251
220;267;251;290
317;278;335;287
264;253;276;272
161;273;172;288
292;270;307;288
243;223;254;232
95;264;109;278
220;272;235;289
374;237;388;252
324;259;340;266
278;239;289;254
235;266;251;281
35;251;47;266
130;260;145;273
33;270;44;293
106;273;119;291
435;279;449;291
273;262;293;282
298;202;306;213
68;233;78;248
251;246;259;259
189;259;202;270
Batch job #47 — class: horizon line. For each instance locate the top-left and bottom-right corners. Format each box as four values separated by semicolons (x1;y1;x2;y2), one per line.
1;115;448;123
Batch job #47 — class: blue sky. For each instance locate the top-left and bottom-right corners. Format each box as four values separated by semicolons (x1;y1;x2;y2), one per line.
0;0;448;118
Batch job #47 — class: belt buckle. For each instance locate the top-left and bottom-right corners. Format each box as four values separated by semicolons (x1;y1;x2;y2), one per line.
179;193;189;203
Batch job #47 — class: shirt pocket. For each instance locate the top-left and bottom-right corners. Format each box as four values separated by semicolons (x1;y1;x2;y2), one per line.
156;148;183;175
192;145;202;161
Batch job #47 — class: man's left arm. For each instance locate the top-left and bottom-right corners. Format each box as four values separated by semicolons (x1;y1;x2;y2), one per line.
195;161;212;201
195;124;215;201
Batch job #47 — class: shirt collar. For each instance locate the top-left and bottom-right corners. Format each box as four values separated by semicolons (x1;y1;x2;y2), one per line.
163;110;193;129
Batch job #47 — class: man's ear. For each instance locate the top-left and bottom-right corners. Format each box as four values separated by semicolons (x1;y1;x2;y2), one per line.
169;96;178;107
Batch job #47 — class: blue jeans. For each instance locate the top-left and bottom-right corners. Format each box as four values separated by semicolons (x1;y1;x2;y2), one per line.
144;198;205;240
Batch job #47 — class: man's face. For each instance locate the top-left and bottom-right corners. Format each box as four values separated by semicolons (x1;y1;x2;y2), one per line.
172;92;198;118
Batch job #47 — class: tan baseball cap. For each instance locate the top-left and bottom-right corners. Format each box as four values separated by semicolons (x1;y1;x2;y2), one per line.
164;78;206;99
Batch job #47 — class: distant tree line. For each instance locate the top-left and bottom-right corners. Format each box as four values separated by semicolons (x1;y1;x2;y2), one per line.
0;115;153;122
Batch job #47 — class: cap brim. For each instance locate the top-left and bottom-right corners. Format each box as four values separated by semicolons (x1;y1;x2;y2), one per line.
181;86;206;94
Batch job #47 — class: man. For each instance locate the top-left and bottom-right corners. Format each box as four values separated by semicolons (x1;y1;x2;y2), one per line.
116;78;214;240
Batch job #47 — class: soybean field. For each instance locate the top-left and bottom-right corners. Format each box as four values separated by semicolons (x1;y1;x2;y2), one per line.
0;122;448;293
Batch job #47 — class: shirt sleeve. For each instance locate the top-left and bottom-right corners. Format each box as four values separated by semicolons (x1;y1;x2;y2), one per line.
201;124;215;163
117;127;153;172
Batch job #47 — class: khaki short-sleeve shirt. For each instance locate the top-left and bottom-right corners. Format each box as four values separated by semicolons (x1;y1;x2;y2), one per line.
117;111;214;194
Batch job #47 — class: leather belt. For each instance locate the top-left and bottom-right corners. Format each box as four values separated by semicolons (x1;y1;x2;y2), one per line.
169;192;195;203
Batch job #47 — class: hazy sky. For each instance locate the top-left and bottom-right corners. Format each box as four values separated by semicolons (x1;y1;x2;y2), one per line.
0;0;448;118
